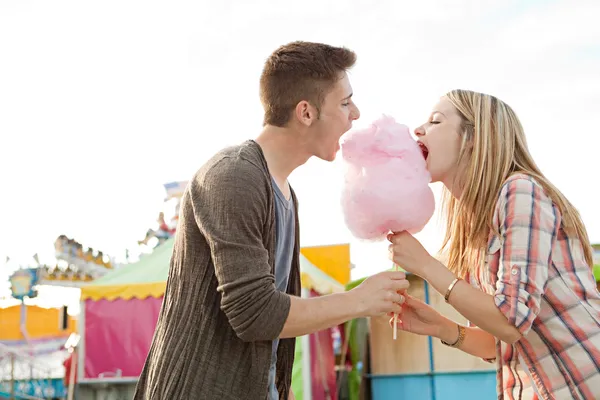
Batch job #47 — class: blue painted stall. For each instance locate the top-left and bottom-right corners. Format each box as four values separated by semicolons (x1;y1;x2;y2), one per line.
366;275;497;399
0;378;66;399
370;370;496;399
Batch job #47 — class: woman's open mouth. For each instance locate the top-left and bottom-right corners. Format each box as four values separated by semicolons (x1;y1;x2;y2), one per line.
418;142;429;160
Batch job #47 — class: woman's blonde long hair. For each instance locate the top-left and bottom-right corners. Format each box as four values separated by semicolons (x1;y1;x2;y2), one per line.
440;89;593;278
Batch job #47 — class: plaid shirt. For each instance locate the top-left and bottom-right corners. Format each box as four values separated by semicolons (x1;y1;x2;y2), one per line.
468;174;600;399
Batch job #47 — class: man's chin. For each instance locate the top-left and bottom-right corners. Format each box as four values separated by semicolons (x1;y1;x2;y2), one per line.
327;146;340;162
314;152;337;163
330;142;341;161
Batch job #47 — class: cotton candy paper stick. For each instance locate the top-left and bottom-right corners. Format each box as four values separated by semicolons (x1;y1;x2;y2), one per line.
393;264;399;340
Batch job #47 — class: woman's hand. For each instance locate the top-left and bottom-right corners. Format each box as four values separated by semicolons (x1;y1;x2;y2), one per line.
391;295;498;360
387;231;436;276
388;294;453;340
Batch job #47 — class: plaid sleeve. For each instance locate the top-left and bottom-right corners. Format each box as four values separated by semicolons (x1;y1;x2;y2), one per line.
493;176;557;336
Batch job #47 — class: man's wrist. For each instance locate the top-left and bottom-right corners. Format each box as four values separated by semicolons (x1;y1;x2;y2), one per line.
344;290;366;318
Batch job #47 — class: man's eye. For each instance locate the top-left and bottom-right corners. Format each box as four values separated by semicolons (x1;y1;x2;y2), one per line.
342;103;349;107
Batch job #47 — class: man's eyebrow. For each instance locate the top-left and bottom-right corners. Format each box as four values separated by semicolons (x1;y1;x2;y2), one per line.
342;93;353;101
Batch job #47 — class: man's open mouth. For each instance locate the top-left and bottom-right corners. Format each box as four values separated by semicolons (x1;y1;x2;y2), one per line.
418;142;429;160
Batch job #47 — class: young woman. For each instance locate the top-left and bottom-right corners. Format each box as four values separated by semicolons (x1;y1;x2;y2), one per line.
388;89;600;399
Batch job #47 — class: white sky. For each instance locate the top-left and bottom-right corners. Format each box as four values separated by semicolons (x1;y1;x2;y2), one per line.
1;0;599;309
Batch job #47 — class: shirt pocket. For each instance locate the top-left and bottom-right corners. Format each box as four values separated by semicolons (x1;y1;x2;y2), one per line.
482;236;503;292
487;235;502;257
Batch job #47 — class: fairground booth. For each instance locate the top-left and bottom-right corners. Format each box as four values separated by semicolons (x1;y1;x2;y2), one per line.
345;274;496;400
0;305;77;399
1;235;117;400
342;253;600;400
77;239;354;400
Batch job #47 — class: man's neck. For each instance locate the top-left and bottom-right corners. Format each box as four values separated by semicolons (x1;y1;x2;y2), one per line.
255;125;311;197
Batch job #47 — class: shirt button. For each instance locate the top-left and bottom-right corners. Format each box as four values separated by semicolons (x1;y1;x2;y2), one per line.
511;268;518;275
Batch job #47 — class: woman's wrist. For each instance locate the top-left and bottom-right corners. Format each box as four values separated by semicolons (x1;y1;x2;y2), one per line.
420;257;446;282
437;318;459;343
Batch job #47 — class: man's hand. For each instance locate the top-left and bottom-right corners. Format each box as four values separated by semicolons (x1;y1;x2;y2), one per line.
348;270;409;317
279;272;408;339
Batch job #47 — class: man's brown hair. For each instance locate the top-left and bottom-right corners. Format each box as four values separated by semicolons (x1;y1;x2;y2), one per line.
259;41;357;127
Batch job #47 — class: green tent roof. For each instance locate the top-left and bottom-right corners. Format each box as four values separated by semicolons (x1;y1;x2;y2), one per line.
82;237;345;300
89;238;175;286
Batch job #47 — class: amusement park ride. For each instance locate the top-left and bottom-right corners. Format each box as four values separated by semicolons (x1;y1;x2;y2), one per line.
136;180;185;248
7;181;187;291
2;181;187;399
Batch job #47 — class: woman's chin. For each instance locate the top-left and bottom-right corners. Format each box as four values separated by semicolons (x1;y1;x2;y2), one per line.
427;169;441;184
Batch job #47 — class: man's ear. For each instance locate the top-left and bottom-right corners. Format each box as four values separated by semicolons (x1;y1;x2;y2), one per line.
294;100;316;127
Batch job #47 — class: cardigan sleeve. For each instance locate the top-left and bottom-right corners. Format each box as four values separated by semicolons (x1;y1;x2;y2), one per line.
190;156;290;342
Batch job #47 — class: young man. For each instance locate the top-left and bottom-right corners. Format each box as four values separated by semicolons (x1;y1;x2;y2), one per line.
133;41;409;400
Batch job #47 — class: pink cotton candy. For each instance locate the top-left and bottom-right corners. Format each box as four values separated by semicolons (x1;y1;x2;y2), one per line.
340;115;435;240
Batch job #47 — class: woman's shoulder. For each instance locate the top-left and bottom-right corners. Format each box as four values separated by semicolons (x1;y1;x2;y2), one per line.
501;172;541;189
497;173;549;200
494;173;556;217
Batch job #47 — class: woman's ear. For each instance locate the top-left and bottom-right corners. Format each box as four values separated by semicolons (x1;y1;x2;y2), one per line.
461;125;475;151
459;132;473;153
464;137;474;151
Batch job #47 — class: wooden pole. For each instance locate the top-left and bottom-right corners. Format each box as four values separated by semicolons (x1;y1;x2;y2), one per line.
10;352;15;400
67;348;77;400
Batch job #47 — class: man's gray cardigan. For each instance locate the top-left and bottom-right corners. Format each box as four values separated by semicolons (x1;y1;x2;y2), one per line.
133;140;301;399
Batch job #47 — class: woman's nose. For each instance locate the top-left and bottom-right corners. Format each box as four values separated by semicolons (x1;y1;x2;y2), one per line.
414;126;425;137
350;104;360;121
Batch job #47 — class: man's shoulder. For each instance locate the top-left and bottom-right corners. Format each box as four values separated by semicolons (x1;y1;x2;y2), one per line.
195;140;268;182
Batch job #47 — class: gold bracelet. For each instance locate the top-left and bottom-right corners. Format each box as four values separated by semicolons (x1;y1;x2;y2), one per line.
441;324;466;348
444;277;461;303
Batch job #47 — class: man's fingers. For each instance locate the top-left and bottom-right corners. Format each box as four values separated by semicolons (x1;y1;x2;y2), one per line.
384;270;406;280
391;279;410;292
390;292;405;304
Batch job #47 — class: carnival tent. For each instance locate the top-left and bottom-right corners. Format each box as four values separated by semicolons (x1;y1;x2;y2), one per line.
79;238;351;400
80;239;349;301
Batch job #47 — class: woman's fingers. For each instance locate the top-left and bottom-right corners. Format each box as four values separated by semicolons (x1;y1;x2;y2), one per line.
403;294;422;307
387;306;405;318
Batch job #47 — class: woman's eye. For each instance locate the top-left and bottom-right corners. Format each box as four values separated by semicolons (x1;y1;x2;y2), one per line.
430;120;440;125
